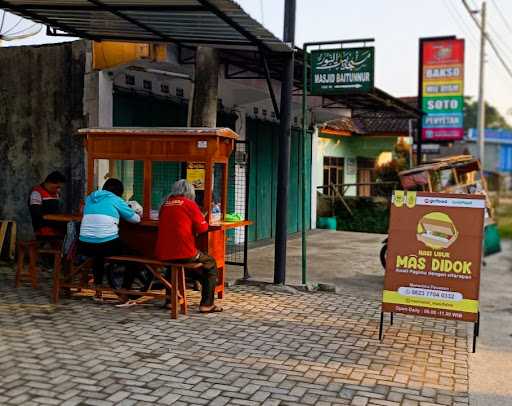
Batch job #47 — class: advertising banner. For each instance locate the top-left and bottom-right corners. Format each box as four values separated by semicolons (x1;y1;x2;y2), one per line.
382;191;485;322
311;47;374;95
420;39;465;142
186;162;205;190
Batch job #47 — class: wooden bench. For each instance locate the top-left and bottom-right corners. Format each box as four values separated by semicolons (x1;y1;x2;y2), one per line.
105;256;202;319
16;240;62;290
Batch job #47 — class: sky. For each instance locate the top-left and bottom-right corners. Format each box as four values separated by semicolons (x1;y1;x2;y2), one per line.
2;0;512;122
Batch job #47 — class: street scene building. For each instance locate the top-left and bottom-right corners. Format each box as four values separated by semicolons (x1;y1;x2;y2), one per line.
0;1;511;406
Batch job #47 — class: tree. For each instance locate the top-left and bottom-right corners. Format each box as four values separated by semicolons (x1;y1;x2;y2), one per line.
464;97;511;130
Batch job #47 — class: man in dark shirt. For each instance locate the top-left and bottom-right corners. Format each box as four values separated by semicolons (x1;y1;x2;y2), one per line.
28;171;66;239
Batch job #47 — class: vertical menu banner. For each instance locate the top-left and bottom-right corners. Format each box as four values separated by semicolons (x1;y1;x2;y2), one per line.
421;39;465;142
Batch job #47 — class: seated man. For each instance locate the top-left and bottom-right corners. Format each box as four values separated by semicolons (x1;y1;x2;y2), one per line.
156;179;222;313
78;178;141;300
28;171;67;240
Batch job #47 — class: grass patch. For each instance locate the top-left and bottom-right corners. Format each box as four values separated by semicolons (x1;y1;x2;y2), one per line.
496;200;512;240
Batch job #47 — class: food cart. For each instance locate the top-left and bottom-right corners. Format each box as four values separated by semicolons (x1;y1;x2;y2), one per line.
51;127;250;303
398;155;500;256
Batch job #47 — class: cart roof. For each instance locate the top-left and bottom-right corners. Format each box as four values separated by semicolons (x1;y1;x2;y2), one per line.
79;127;239;140
399;155;479;176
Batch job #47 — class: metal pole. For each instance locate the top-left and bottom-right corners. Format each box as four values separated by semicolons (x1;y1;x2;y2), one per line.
274;0;296;285
417;39;424;166
477;1;487;170
301;45;308;285
408;119;414;169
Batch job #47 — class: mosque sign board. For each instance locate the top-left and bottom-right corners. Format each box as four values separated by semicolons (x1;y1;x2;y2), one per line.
310;47;374;95
382;191;485;322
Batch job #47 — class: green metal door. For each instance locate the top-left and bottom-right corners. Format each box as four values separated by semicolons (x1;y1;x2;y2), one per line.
247;118;311;242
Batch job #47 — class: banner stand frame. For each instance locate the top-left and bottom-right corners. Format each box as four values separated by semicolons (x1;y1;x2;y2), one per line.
379;310;480;353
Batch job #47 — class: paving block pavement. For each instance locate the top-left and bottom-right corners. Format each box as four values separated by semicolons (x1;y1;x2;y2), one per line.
0;265;470;405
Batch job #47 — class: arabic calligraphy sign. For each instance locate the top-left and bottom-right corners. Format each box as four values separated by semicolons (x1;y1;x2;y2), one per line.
420;39;465;142
383;191;485;322
311;47;374;95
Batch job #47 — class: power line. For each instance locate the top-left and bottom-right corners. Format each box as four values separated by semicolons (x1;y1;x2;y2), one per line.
461;0;512;80
443;0;479;45
0;11;5;33
490;0;512;35
487;22;512;63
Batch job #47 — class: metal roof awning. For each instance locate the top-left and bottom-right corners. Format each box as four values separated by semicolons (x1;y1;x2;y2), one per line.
319;88;422;119
0;0;291;53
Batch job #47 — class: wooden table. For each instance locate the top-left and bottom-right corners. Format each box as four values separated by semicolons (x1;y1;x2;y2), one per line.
44;213;251;299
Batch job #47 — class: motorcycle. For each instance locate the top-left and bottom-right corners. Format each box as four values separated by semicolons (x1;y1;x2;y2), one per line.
380;237;388;270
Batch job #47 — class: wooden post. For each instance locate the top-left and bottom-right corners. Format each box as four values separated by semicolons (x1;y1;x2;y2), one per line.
190;47;219;127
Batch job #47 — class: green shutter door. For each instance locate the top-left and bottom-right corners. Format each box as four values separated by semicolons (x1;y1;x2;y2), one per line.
247;119;312;242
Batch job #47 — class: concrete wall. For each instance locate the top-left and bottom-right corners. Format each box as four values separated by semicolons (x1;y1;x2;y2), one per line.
0;41;87;237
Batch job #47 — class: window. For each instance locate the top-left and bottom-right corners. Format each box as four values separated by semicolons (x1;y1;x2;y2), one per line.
125;74;135;85
323;156;344;196
176;87;184;98
357;158;376;197
143;80;152;90
160;83;170;94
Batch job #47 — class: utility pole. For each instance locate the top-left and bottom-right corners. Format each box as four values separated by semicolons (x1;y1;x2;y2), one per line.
477;1;487;170
274;0;296;285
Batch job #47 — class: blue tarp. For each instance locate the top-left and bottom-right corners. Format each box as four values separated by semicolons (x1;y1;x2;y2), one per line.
467;128;512;144
499;145;512;171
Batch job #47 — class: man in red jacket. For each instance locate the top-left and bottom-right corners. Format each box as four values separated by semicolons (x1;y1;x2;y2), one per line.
28;171;67;239
156;180;222;313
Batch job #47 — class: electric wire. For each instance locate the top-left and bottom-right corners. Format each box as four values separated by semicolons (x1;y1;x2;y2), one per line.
0;11;6;33
461;0;512;81
490;0;512;35
443;0;479;45
2;14;23;35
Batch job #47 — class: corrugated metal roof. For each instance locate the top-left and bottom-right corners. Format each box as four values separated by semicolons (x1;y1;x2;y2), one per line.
0;0;291;53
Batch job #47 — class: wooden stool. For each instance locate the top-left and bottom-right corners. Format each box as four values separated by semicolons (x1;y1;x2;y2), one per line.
167;262;204;319
16;240;61;289
0;220;16;261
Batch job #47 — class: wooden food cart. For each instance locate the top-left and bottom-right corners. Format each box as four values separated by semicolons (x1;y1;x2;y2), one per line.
398;155;501;255
53;127;250;308
398;156;492;213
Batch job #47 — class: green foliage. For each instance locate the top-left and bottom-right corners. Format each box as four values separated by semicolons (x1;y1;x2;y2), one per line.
335;197;389;234
464;97;511;130
373;143;409;196
497;201;512;240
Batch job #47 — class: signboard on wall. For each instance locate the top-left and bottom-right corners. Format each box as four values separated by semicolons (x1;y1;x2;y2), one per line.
311;47;374;95
382;191;485;322
420;38;465;142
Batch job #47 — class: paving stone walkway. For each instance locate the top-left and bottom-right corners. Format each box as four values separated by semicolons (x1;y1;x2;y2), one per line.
0;266;470;406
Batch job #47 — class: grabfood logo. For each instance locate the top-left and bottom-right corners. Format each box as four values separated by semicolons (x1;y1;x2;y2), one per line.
417;212;459;250
424;198;448;205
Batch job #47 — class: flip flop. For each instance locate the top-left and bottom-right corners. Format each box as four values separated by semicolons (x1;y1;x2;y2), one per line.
199;305;223;314
115;300;140;308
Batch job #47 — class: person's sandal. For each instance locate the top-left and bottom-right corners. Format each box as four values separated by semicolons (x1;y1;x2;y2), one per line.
115;300;140;308
199;305;223;314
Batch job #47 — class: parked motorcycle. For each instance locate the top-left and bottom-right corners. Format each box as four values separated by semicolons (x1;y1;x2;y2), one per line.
380;238;388;270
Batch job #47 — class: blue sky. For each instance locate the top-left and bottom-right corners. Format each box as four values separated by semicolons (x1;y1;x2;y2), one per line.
2;0;512;122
